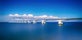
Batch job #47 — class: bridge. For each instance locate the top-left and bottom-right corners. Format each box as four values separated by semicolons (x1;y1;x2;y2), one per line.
3;14;82;26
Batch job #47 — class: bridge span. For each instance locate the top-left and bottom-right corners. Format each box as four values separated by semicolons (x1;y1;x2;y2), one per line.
1;14;82;26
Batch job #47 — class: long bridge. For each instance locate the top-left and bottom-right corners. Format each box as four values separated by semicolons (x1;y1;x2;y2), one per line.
2;14;82;26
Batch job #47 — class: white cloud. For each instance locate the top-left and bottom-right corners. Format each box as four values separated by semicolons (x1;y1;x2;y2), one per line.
47;16;59;19
42;15;47;17
14;14;19;16
8;14;59;19
9;14;14;16
38;15;48;18
22;14;27;16
27;14;33;17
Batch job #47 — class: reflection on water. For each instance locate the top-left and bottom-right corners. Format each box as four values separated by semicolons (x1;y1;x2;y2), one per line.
58;24;63;26
0;22;82;40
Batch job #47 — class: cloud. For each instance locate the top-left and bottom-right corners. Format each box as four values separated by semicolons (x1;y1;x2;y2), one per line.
22;14;27;16
9;14;14;16
1;14;60;22
27;14;33;17
8;14;58;18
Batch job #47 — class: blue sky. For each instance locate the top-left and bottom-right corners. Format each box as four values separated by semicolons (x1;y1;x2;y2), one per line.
0;0;82;18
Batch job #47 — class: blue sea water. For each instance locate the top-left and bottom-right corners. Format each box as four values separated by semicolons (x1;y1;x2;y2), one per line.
0;22;82;40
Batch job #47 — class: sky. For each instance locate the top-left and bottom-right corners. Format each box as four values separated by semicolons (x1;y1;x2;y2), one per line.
0;0;82;18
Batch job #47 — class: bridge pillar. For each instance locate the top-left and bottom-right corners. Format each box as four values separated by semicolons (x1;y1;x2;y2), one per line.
58;20;63;26
33;20;36;24
27;20;31;23
41;20;46;24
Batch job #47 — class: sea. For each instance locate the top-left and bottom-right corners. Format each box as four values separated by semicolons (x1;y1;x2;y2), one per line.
0;22;82;40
